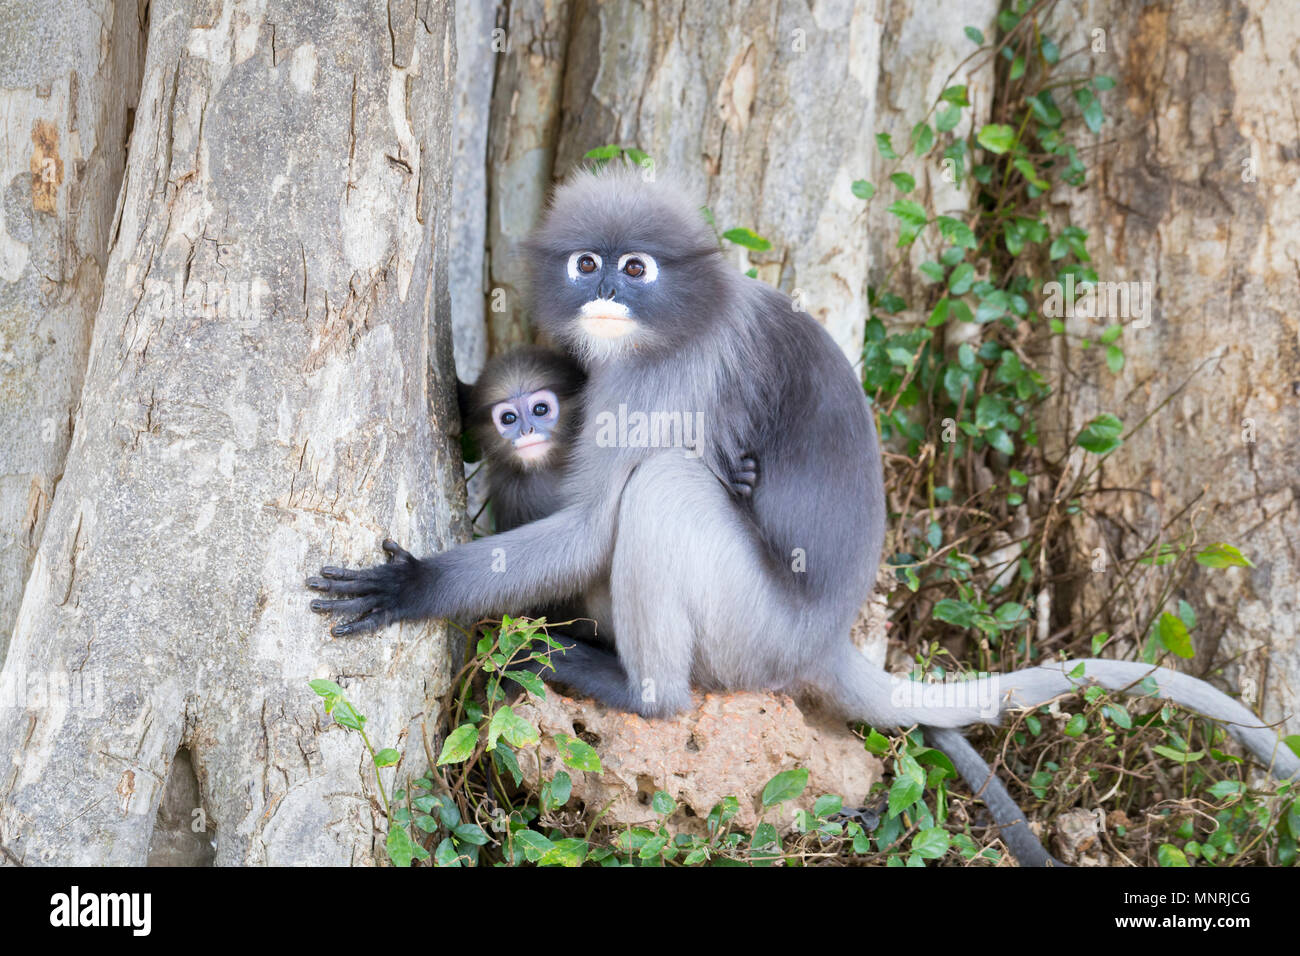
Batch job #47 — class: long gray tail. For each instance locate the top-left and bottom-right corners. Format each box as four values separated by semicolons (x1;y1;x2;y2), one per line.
925;726;1066;867
827;649;1299;780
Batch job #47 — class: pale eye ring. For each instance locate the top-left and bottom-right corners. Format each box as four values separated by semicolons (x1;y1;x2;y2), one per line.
567;251;602;280
618;252;658;282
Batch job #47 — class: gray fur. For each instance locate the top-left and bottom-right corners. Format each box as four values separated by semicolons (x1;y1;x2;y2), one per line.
309;167;1297;867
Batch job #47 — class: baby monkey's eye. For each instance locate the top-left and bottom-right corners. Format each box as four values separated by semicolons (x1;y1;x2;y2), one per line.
617;252;658;281
532;402;550;417
567;251;603;280
500;411;517;426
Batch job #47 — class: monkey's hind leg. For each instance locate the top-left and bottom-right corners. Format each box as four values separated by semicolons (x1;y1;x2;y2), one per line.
525;636;647;713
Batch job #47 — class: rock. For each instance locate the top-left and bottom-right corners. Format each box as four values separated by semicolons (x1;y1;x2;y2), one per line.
1053;807;1109;866
511;690;883;835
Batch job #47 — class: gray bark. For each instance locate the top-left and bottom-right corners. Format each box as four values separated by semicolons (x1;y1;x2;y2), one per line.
0;0;145;660
484;0;571;356
0;0;464;865
1044;1;1300;735
449;0;500;381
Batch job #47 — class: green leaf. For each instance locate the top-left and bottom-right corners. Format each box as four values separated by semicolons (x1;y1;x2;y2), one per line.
977;124;1016;154
933;599;977;628
539;838;588;867
721;227;771;251
1157;844;1190;867
1040;38;1060;64
1093;75;1117;91
888;200;928;246
329;698;364;730
552;732;603;772
652;790;677;815
1102;703;1132;729
912;122;934;156
1063;714;1088;737
1106;345;1125;373
1156;612;1194;658
374;748;401;768
487;705;539;751
911;827;951;860
437;724;480;765
888;753;926;816
940;85;970;107
386;825;416;867
309;678;345;698
863;728;891;755
851;179;876;200
876;132;899;160
1076;413;1124;454
584;144;621;160
813;794;843;817
948;262;975;294
547;770;572;807
964;26;984;44
890;171;916;193
926;298;950;327
1194;542;1253;569
919;261;946;283
761;768;810;807
503;669;546;697
453;823;489;846
1074;87;1104;133
1153;744;1204;764
935;104;962;133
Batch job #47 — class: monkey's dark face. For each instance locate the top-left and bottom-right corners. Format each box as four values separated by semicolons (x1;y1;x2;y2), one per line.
491;388;561;467
526;168;727;365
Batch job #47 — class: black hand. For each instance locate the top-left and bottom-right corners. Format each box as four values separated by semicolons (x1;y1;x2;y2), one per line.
727;453;758;498
306;539;435;636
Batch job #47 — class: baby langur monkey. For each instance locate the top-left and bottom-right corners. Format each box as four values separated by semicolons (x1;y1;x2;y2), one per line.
458;346;587;534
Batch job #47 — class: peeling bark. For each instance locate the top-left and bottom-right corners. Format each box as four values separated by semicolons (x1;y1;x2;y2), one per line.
0;0;463;865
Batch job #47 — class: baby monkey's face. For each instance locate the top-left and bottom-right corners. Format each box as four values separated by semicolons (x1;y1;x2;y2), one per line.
491;387;562;466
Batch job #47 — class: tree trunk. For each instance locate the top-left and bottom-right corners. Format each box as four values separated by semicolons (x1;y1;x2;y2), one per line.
0;0;146;660
1046;0;1300;734
0;0;463;865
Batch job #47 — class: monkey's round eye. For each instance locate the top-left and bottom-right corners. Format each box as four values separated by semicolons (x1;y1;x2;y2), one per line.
617;252;658;282
567;251;603;280
532;402;550;417
500;411;517;426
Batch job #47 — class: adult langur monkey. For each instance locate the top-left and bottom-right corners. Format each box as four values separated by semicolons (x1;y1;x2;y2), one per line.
309;167;1299;865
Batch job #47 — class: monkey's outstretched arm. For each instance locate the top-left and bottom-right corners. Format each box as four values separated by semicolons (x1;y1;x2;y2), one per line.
307;501;614;636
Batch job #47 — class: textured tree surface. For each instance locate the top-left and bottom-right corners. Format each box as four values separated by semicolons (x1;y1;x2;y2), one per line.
478;0;879;364
0;0;145;658
1044;1;1299;734
0;0;463;865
